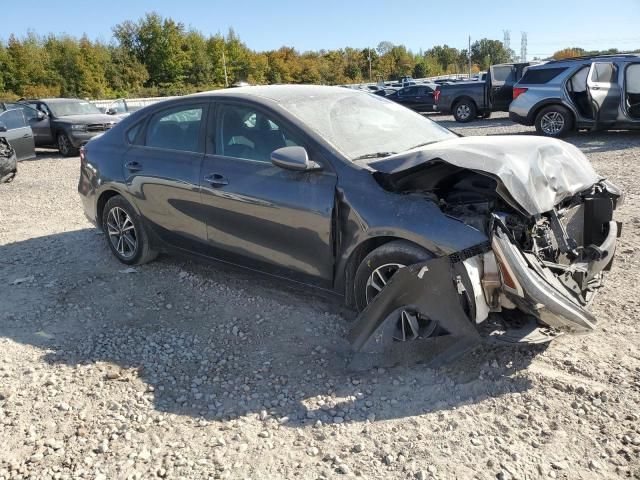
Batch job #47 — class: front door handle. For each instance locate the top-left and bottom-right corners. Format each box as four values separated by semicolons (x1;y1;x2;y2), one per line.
22;133;32;138
204;173;229;187
125;161;142;172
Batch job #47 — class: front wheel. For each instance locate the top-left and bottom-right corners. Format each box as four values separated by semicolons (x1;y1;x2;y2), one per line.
453;100;477;122
534;105;574;137
57;133;78;157
102;195;157;265
353;240;433;312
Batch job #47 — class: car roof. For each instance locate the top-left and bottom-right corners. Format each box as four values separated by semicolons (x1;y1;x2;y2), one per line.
536;54;640;69
27;98;86;103
188;85;365;104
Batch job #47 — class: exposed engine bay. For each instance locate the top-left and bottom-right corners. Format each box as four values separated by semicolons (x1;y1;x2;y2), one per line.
350;138;623;367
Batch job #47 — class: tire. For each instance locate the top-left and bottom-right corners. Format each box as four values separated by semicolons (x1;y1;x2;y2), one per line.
353;240;433;312
452;99;477;123
534;105;574;138
102;195;157;265
57;132;79;157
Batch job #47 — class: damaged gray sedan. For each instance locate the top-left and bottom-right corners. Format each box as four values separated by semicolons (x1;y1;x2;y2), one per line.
78;86;623;363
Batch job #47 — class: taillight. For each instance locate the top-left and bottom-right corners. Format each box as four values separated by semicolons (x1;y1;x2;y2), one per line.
434;89;441;103
513;87;528;100
79;146;86;163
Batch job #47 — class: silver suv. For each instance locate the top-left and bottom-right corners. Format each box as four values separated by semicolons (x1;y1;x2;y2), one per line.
509;54;640;137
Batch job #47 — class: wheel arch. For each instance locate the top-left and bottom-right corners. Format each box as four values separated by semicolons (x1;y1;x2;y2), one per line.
528;98;574;125
451;95;478;111
342;235;433;308
96;188;142;229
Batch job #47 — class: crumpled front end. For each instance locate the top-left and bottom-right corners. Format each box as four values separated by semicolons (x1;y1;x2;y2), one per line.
349;154;623;365
484;180;622;333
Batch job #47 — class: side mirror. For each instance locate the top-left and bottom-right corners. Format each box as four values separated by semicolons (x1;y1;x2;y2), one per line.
106;108;116;115
271;146;321;171
0;122;7;133
36;111;45;120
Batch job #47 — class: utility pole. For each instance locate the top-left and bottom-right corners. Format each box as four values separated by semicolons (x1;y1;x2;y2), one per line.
503;30;511;60
468;35;471;78
521;32;528;63
368;48;372;82
222;47;229;87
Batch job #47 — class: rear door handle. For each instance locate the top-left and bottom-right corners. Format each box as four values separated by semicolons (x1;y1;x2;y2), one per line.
204;173;229;187
125;161;142;172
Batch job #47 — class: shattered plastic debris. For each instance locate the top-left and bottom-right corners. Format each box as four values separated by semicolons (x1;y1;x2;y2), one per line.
347;256;481;370
10;276;35;285
118;267;138;274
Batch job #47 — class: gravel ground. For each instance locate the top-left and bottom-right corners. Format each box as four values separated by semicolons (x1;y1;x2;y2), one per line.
0;113;639;480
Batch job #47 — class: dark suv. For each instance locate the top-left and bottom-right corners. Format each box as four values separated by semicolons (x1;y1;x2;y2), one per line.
509;54;640;136
21;98;120;156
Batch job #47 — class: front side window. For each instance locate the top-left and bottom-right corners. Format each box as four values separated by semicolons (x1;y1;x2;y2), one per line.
0;109;26;130
216;104;300;162
145;106;203;153
625;63;640;94
6;103;39;122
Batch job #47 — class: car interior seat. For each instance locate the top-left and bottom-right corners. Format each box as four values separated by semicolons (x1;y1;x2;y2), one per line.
568;66;593;119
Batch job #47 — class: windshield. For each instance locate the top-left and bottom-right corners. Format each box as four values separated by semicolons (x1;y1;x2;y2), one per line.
280;90;456;160
48;101;102;117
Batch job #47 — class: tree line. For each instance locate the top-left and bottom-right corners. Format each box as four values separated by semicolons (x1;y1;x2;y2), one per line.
0;12;633;100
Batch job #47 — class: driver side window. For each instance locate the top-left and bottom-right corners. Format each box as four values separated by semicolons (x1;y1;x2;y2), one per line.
216;104;300;163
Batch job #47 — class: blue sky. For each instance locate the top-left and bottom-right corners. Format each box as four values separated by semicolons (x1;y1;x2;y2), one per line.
2;0;639;58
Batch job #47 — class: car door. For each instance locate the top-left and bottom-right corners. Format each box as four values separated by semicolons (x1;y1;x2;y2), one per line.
123;102;209;251
624;62;640;121
416;86;435;111
199;102;338;287
587;62;622;128
0;109;36;161
488;65;516;111
21;102;53;145
397;87;418;109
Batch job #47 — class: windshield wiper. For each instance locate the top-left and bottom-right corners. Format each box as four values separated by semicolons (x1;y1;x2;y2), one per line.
404;141;438;151
353;151;397;161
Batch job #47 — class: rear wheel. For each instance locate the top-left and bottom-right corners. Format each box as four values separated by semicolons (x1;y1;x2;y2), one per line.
534;105;574;137
453;99;477;122
102;195;157;265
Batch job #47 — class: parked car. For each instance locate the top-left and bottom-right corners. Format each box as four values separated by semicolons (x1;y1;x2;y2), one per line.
0;107;36;161
99;98;144;118
0;137;17;183
509;54;640;137
78;86;622;349
373;88;400;97
435;62;536;122
20;98;120;156
385;84;437;112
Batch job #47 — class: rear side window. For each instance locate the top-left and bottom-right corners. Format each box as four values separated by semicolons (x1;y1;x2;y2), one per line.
519;67;567;84
590;63;617;83
145;105;204;153
491;66;515;83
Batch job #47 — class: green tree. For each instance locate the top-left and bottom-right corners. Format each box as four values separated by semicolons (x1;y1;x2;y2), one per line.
470;39;511;70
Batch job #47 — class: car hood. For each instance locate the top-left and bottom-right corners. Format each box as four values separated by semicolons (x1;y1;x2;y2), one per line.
365;136;601;215
56;114;120;124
